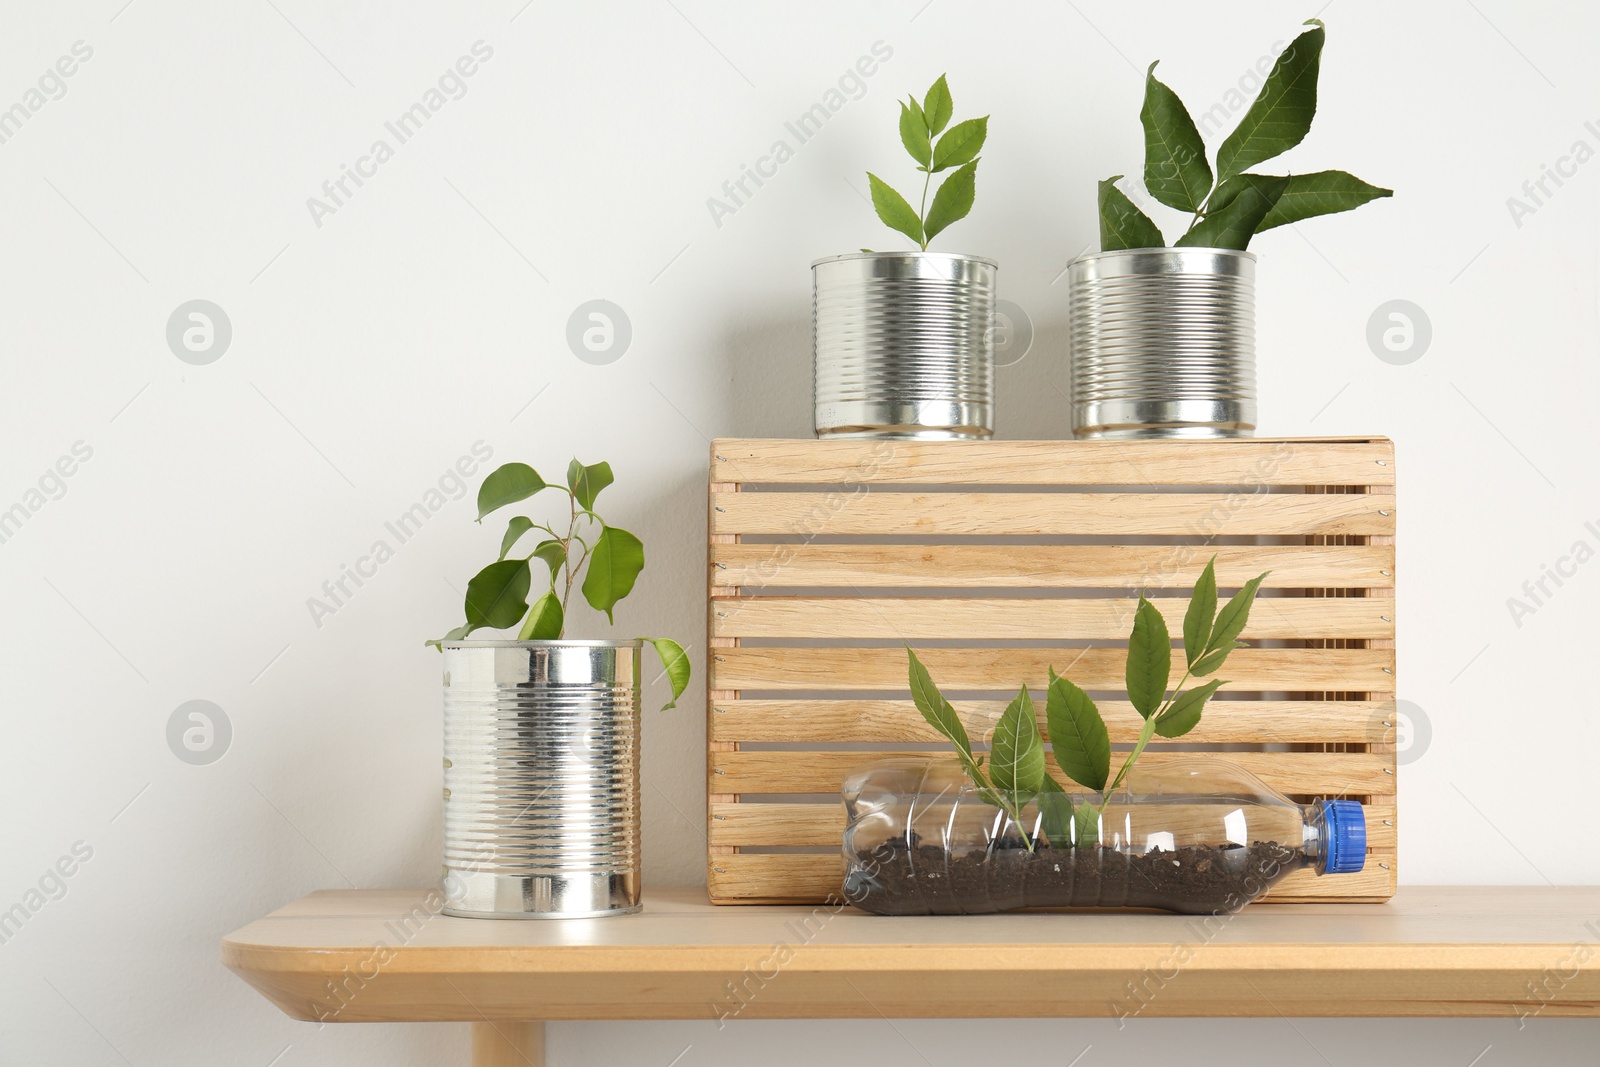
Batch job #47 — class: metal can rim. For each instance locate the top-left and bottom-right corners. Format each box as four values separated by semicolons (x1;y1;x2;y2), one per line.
811;249;999;269
1069;246;1258;265
440;638;646;649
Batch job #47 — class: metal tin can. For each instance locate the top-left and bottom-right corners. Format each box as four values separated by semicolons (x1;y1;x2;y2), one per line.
813;251;997;439
441;640;641;918
1068;248;1256;438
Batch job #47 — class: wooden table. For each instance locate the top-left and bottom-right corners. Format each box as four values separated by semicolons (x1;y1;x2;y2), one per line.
223;886;1600;1065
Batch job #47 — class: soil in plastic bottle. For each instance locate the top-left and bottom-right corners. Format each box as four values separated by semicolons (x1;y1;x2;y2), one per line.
849;838;1306;915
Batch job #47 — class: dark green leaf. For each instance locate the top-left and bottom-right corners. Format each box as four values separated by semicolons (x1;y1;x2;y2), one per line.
1177;174;1287;250
931;116;987;171
1126;597;1172;718
1206;570;1270;656
464;559;531;631
898;100;931;168
642;636;692;711
518;591;563;640
566;459;615;512
1045;670;1110;791
990;686;1046;793
1189;644;1234;677
1184;556;1218;667
530;538;566;579
1141;61;1213;213
1036;777;1074;847
1154;678;1225;738
868;172;924;248
1074;805;1100;849
1256;170;1392;231
476;463;547;521
1216;19;1325;181
1098;177;1165;251
923;160;977;242
906;646;973;759
580;525;644;622
499;516;535;560
426;622;475;649
923;74;952;135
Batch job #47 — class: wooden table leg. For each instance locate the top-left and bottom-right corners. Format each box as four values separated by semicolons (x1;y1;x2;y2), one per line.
471;1021;544;1067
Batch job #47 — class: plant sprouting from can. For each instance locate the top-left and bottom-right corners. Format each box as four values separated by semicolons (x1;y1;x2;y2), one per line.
906;557;1267;849
1099;20;1391;252
429;459;691;711
867;74;988;251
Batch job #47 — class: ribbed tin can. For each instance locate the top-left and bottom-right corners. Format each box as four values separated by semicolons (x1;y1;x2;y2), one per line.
813;251;997;439
440;640;641;918
1067;248;1256;438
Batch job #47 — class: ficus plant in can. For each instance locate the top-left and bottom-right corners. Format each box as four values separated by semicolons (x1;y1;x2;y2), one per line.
429;458;690;711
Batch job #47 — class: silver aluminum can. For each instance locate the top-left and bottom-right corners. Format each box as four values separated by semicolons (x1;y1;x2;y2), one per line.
813;251;997;439
441;640;641;918
1068;248;1256;438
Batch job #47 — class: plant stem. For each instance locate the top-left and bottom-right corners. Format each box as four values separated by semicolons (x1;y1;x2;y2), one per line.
1096;664;1196;814
965;756;1034;853
917;169;933;250
557;490;579;637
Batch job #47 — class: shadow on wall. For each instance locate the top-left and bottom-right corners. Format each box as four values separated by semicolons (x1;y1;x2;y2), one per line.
719;312;813;439
997;311;1073;441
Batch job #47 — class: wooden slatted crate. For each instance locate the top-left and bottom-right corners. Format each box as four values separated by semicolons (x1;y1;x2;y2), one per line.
706;437;1397;905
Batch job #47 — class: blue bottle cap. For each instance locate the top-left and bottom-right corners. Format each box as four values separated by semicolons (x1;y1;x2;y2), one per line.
1321;800;1367;874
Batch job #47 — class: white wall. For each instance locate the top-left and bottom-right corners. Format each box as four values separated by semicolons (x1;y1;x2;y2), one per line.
1;1;1596;1063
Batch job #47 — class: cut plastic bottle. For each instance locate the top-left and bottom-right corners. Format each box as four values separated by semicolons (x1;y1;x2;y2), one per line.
841;757;1366;915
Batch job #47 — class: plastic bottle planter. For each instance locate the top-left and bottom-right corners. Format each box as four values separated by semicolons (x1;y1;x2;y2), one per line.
441;640;642;919
842;757;1365;915
813;251;998;440
1067;248;1256;439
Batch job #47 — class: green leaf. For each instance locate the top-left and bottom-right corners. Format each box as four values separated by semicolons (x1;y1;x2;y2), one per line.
1154;678;1225;738
1216;19;1325;181
1184;556;1218;667
1074;805;1100;849
1176;174;1287;250
499;516;535;560
464;558;531;631
898;100;931;168
518;591;563;640
530;538;566;579
566;459;615;512
426;622;475;649
580;525;644;623
1098;177;1165;251
922;160;977;243
1045;670;1110;791
642;636;692;711
476;463;547;521
922;74;952;135
931;116;987;172
1206;570;1270;656
1126;596;1172;719
989;686;1046;793
1189;644;1235;677
867;172;924;248
1141;61;1213;213
906;647;973;759
1036;777;1074;847
1255;170;1392;231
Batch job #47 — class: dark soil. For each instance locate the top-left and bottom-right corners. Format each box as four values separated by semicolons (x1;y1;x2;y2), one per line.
844;838;1306;915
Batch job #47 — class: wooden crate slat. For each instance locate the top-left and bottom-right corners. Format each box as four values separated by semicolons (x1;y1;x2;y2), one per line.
711;750;1392;797
712;543;1396;590
709;803;1399;850
713;596;1392;641
711;699;1395;745
712;646;1394;692
705;437;1399;906
712;438;1395;487
711;491;1396;538
706;854;1398;905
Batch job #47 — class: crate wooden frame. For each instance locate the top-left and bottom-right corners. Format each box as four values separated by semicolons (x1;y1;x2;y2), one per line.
706;437;1397;905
